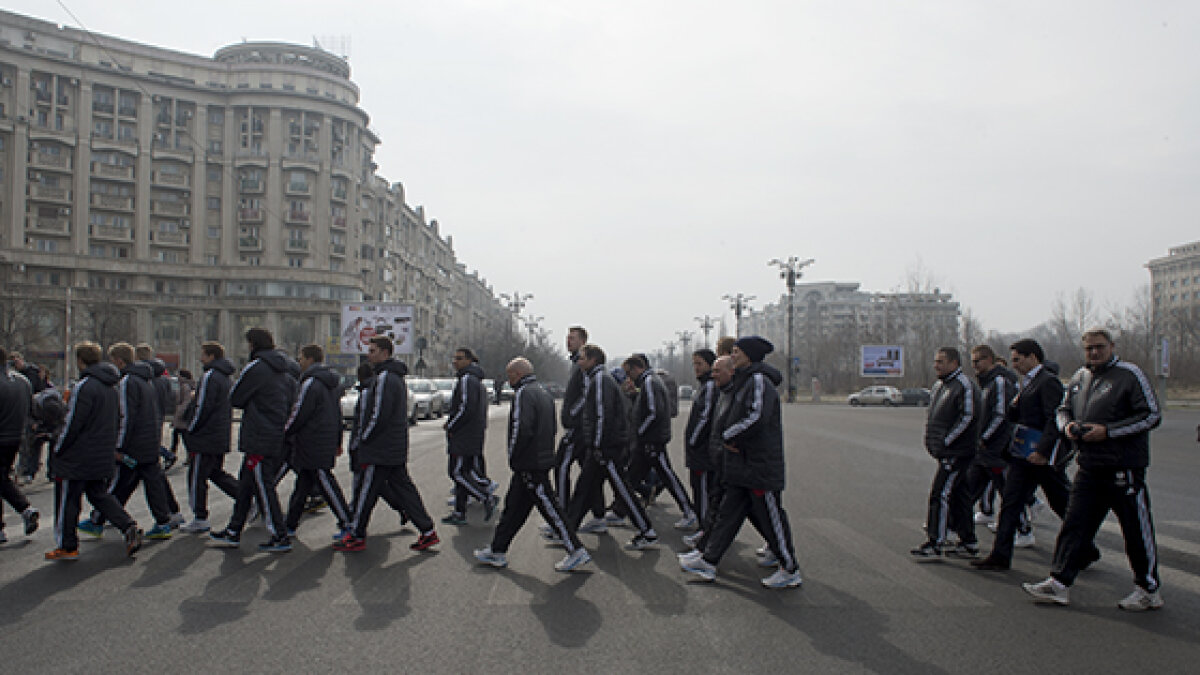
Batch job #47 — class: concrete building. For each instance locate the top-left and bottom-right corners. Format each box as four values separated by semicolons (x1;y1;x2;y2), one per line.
0;9;510;376
1147;240;1200;358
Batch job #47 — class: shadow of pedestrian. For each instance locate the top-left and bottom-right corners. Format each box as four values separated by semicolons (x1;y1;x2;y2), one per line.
176;549;272;635
0;550;117;626
586;534;688;616
130;535;207;588
500;569;602;648
340;538;437;631
261;540;334;602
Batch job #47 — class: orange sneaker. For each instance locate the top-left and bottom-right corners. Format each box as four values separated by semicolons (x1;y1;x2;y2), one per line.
45;548;80;561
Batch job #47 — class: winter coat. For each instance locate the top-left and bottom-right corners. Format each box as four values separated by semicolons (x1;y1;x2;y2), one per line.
684;374;717;470
184;358;234;455
580;364;630;459
117;361;164;464
925;367;981;460
145;358;175;420
284;363;342;470
172;378;196;429
444;362;488;456
51;362;121;480
976;365;1016;468
631;369;672;445
0;366;31;444
355;359;410;466
507;374;557;471
230;349;293;457
1057;356;1161;469
720;363;786;491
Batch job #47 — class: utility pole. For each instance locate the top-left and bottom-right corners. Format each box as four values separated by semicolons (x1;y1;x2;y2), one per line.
694;315;716;349
722;293;755;338
769;256;815;403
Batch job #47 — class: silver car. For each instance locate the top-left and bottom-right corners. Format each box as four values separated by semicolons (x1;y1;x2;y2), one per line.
341;385;418;427
847;385;902;406
407;377;445;420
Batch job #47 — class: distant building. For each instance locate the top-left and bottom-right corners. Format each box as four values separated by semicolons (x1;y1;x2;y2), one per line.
0;9;510;374
1146;240;1200;355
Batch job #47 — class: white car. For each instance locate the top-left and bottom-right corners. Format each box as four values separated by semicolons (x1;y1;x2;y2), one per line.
341;385;418;427
407;377;445;420
847;385;903;406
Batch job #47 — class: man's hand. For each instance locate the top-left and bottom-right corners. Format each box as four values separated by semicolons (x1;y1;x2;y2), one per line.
724;442;739;453
1081;423;1108;443
1027;452;1048;466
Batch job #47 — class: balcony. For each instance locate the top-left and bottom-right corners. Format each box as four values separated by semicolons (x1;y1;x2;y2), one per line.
89;224;132;241
26;216;70;234
150;230;190;246
90;193;134;211
118;106;138;118
330;243;346;256
238;236;262;251
234;149;269;167
285;239;310;252
286;210;311;224
29;185;72;203
92;101;114;114
91;162;134;181
282;150;320;171
152;171;191;188
30;151;71;171
238;208;263;223
285;181;311;196
91;134;139;152
331;215;347;229
151;201;189;217
150;143;194;163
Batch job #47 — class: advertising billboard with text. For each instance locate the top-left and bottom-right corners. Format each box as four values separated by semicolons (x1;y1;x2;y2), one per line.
340;304;415;354
861;345;904;378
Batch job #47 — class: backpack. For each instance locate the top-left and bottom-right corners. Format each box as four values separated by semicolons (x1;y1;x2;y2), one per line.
32;388;66;428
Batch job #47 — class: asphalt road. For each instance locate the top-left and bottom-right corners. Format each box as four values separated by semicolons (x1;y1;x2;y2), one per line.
1;402;1198;673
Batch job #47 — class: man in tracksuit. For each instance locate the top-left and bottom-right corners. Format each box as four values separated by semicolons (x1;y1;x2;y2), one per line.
442;348;496;525
282;344;351;537
475;357;591;572
616;354;695;529
679;336;802;588
682;349;718;547
208;328;293;552
347;362;411;529
0;345;39;543
179;341;239;533
335;335;438;552
556;325;589;511
136;345;184;520
911;347;981;560
79;343;175;540
964;345;1017;526
1023;328;1164;610
973;339;1099;571
45;341;142;560
564;344;658;550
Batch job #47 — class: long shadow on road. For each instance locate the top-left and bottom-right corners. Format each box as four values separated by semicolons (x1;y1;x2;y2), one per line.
0;545;128;626
177;548;273;635
498;569;602;648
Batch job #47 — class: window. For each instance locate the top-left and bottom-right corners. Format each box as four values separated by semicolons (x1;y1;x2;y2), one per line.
207;227;220;239
206;282;221;296
205;255;219;266
33;271;62;285
208;140;222;154
241;256;261;266
209;110;224;125
288;257;304;268
154;280;180;294
89;244;105;257
207;167;221;183
34;239;59;253
207;197;221;210
329;260;343;272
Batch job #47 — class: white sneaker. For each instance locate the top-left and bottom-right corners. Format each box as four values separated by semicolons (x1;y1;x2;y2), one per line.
987;521;998;533
762;568;803;589
1022;577;1070;605
755;544;771;558
1014;532;1035;548
973;511;994;525
604;510;627;527
758;549;780;568
673;514;698;531
578;518;608;535
625;532;659;551
555;547;592;572
179;519;211;534
1117;586;1164;611
169;512;186;528
539;528;564;546
680;554;716;581
474;546;508;568
677;549;702;563
681;530;704;549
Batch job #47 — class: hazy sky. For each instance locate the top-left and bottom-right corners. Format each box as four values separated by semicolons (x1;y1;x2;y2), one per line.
17;1;1199;358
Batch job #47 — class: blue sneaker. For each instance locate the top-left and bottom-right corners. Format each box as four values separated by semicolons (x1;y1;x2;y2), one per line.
473;546;508;568
555;547;592;572
146;523;173;540
77;519;104;539
258;537;292;553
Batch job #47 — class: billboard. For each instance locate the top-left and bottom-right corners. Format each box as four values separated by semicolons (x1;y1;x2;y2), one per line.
861;345;903;378
340;304;415;354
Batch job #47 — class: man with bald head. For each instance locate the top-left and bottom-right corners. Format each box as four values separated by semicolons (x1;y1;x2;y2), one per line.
475;358;591;572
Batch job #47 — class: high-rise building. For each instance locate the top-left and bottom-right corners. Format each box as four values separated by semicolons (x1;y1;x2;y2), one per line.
1147;240;1200;356
0;9;511;375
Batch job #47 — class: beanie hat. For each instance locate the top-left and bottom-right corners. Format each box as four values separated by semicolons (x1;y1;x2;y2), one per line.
734;336;774;363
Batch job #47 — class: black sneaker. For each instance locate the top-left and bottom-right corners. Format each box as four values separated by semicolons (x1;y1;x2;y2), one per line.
23;507;40;536
909;541;941;562
124;527;144;557
944;542;979;559
483;496;497;522
208;529;241;548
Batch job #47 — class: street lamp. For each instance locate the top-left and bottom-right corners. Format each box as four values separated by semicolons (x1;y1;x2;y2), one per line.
676;330;693;357
722;293;755;338
694;315;716;349
522;314;544;346
768;256;815;403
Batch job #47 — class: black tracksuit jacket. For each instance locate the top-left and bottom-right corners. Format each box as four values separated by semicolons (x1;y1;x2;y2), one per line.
0;366;31;444
720;362;786;492
284;363;342;470
976;366;1016;468
684;374;717;471
507;375;557;471
185;357;234;455
1057;356;1161;469
445;363;487;457
924;367;980;460
579;364;630;460
230;349;293;457
117;361;163;464
632;370;672;445
355;359;410;466
52;362;121;480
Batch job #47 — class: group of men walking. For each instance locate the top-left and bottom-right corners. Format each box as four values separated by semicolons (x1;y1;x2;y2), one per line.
914;330;1164;611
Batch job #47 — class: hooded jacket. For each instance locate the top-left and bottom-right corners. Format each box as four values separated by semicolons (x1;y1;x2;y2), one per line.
976;365;1017;468
1007;364;1066;465
355;358;410;465
507;374;557;471
1057;356;1161;469
117;360;163;463
284;362;342;469
560;351;585;432
580;363;630;459
230;349;293;457
706;378;737;471
720;362;785;491
0;366;31;444
444;362;488;456
684;373;717;471
145;358;174;420
925;367;980;459
185;357;234;455
632;369;672;445
52;362;121;480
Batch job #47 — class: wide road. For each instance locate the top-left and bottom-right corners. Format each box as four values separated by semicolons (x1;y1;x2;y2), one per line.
1;401;1198;673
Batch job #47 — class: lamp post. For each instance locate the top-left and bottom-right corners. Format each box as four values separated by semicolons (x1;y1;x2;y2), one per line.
676;330;693;357
722;293;755;338
768;256;815;403
693;315;715;349
522;314;543;346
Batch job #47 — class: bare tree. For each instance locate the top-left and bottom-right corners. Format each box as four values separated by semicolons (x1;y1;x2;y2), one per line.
960;308;985;352
0;288;56;352
77;295;134;348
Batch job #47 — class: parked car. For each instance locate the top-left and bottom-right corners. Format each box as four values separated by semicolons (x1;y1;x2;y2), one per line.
678;385;695;401
482;379;499;404
407;377;445;420
432;377;456;402
498;382;515;402
340;386;418;428
847;385;902;406
900;387;932;406
543;382;566;399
